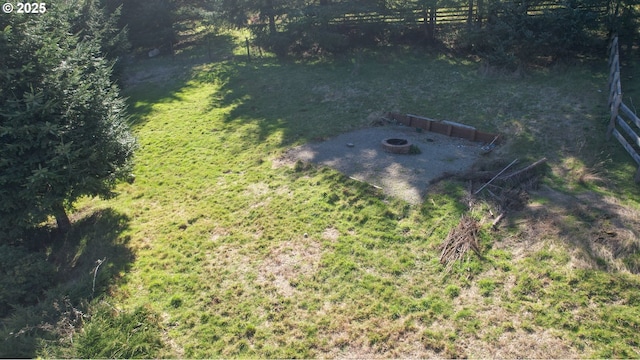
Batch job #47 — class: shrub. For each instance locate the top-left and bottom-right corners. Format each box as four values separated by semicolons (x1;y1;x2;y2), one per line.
459;1;603;69
0;295;86;358
169;295;183;308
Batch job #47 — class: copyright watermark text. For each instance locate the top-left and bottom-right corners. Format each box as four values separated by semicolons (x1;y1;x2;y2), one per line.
2;3;47;14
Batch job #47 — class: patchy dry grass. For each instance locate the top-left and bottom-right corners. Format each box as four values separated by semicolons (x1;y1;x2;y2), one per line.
11;32;640;358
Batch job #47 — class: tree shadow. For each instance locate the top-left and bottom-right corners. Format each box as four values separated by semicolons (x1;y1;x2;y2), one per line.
119;36;640;276
49;208;134;296
200;49;640;256
200;48;615;170
203;58;330;148
0;207;134;358
122;32;238;130
201;49;483;151
503;184;640;274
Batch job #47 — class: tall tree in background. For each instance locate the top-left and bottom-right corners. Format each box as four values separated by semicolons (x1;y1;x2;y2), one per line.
216;0;293;33
0;3;136;241
608;0;640;54
121;0;176;50
70;0;130;77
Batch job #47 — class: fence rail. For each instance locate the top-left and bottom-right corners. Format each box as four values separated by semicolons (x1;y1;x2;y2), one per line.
324;1;608;28
606;35;640;182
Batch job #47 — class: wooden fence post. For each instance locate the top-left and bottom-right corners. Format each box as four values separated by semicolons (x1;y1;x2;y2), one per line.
607;95;622;140
606;35;622;140
606;35;640;183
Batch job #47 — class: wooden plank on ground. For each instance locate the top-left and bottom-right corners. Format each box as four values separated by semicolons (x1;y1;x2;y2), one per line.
450;126;476;140
389;112;410;126
407;114;436;122
429;121;450;136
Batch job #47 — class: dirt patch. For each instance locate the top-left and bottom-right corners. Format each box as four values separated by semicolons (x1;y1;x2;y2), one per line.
467;329;580;358
282;125;487;204
123;64;184;87
525;187;640;272
257;239;322;297
491;185;640;273
322;227;340;242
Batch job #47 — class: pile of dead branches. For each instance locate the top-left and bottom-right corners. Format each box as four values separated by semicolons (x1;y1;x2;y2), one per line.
434;158;549;269
432;157;548;228
431;158;547;190
440;215;481;269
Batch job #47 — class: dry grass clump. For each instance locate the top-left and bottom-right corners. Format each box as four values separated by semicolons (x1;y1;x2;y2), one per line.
257;239;323;297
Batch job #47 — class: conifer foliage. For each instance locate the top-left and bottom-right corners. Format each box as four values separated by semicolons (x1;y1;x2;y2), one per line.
0;3;136;241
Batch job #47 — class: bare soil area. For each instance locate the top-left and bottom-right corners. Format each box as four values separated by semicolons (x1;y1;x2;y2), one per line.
283;124;487;204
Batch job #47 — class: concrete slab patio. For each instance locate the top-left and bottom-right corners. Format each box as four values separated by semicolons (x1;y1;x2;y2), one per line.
283;125;487;204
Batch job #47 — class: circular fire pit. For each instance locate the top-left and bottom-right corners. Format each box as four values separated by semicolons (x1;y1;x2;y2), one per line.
381;138;411;154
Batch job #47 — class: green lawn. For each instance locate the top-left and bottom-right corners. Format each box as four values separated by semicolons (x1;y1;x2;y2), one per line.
6;33;640;358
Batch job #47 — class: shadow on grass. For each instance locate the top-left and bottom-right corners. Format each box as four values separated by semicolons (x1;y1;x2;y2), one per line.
199;49;620;170
201;51;640;265
50;208;134;295
0;208;134;358
202;50;486;149
120;35;640;274
499;179;640;273
122;32;238;130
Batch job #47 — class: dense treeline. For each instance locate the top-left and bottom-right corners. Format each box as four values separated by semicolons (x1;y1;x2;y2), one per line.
249;0;638;65
114;0;638;66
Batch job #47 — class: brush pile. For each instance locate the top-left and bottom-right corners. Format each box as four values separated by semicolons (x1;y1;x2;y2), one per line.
440;215;481;269
435;158;549;269
432;157;548;226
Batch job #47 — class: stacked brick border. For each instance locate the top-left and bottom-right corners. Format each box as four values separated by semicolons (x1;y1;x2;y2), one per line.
387;112;499;144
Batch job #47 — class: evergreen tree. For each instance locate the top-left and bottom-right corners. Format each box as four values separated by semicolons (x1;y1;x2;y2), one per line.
70;0;130;75
0;4;136;241
121;0;175;50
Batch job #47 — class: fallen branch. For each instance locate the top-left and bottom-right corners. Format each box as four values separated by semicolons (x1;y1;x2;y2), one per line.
481;135;500;154
474;159;519;195
440;216;481;269
349;176;382;189
429;158;547;191
430;170;500;185
92;257;106;298
491;213;505;230
500;157;547;182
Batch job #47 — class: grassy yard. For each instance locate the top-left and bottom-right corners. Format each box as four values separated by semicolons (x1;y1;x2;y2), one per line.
5;32;640;358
